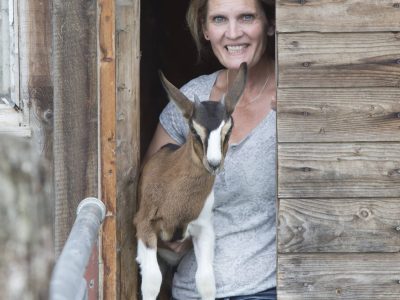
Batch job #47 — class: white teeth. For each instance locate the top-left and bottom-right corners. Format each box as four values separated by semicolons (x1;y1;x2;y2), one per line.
226;45;246;53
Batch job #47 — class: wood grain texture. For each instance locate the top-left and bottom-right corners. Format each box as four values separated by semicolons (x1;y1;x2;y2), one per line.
278;143;400;198
277;0;400;33
278;253;400;299
99;0;117;298
19;0;53;157
52;0;98;273
116;0;140;298
278;32;400;88
277;88;400;142
278;198;400;253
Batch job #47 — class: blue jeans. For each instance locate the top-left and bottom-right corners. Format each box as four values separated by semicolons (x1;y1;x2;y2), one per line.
171;287;277;300
216;287;277;300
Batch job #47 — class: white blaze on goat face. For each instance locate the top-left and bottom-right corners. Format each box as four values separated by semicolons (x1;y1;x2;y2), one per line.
206;120;225;167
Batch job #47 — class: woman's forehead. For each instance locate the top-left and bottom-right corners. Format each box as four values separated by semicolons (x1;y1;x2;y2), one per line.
207;0;261;14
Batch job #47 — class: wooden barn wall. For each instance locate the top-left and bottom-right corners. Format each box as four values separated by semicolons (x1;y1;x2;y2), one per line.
116;0;140;298
50;0;141;298
276;1;400;299
19;0;53;159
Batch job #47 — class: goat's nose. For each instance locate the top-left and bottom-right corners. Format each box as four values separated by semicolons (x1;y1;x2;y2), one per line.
208;161;220;170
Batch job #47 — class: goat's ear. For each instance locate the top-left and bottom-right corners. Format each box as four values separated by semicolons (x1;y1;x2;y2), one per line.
224;62;247;114
159;71;194;119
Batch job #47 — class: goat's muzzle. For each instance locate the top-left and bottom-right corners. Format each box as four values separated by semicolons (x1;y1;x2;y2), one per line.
205;159;222;175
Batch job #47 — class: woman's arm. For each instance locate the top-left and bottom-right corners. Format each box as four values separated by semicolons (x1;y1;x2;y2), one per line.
143;123;178;165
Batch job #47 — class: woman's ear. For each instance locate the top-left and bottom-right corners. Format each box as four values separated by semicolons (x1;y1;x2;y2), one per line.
267;19;276;36
267;25;275;36
203;25;210;40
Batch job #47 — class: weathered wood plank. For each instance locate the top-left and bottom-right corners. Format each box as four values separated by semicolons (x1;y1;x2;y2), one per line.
278;253;400;299
277;0;400;33
278;32;400;88
99;0;117;298
52;0;98;255
278;143;400;198
277;88;400;142
0;136;53;300
19;0;53;156
116;0;140;299
278;198;400;253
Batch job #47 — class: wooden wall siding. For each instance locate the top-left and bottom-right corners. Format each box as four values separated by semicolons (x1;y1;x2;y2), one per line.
278;143;400;198
19;0;53;156
278;198;400;253
277;0;400;298
277;0;400;33
278;253;400;299
116;0;140;298
278;32;400;88
52;0;98;259
277;88;400;142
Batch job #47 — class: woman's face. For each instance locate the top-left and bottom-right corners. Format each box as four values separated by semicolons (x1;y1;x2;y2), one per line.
203;0;268;70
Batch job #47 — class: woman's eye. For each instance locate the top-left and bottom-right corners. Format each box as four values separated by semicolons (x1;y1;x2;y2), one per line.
212;16;226;23
241;14;255;22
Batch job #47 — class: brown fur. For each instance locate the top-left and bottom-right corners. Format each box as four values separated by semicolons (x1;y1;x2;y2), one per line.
134;135;215;249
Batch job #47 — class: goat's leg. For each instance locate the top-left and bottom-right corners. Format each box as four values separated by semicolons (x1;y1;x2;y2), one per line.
189;192;216;300
136;237;162;300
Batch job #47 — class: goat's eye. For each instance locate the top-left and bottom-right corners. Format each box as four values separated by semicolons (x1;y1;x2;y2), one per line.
190;126;202;143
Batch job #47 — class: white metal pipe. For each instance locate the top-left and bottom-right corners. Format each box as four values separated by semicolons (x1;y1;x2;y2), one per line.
49;197;106;300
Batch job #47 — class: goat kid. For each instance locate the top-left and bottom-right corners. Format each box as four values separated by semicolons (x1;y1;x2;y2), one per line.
134;62;247;300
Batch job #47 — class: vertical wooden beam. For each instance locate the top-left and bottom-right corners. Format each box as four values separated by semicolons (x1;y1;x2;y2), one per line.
99;0;117;299
116;0;140;298
52;0;98;255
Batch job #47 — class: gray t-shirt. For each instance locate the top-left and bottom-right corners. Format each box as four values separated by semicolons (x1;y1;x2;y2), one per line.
159;71;276;299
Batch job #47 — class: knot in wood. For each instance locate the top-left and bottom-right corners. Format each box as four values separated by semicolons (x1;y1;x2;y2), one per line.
359;208;371;219
302;62;311;68
43;109;53;122
291;41;299;47
393;3;400;8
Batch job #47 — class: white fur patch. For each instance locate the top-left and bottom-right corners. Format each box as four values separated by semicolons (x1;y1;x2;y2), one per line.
206;121;225;166
137;239;162;300
188;191;216;299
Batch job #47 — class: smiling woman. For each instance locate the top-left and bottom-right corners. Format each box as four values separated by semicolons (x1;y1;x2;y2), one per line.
141;0;277;299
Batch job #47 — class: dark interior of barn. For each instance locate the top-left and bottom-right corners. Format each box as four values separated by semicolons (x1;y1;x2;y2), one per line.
140;0;222;158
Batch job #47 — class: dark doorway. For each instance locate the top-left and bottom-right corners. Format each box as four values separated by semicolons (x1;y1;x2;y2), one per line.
140;0;221;158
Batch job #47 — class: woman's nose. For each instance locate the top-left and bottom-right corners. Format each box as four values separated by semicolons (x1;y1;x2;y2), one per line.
225;21;242;39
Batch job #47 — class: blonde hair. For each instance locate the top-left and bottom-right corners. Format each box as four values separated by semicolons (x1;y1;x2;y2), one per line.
186;0;275;62
186;0;209;62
